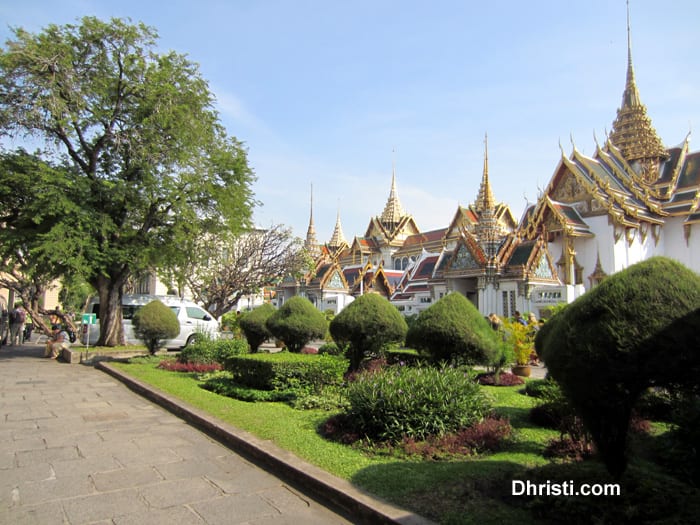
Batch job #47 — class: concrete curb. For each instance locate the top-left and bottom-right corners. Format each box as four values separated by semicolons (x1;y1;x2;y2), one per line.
96;361;434;525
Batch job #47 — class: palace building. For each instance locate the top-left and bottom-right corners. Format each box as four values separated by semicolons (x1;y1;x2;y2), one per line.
521;14;700;306
280;136;561;318
279;10;699;320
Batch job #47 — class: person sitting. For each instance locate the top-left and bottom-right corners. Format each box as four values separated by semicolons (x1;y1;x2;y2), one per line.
44;324;70;359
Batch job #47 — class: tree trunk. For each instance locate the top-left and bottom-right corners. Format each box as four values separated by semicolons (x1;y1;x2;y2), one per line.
94;275;126;347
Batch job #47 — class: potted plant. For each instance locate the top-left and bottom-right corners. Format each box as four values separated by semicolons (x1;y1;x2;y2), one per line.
504;320;534;377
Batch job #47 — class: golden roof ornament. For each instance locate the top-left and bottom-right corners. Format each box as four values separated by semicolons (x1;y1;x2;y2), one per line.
474;133;496;213
328;207;347;247
474;134;500;258
608;1;667;180
380;159;406;228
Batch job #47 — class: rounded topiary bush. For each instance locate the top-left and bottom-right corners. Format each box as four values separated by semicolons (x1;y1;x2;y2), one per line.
265;296;327;353
344;364;491;441
239;303;275;352
329;293;408;373
406;292;500;365
536;256;700;478
132;300;180;354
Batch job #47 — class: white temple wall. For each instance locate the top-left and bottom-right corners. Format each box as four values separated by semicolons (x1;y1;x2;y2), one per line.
321;292;354;314
478;284;499;317
687;226;700;273
663;217;700;273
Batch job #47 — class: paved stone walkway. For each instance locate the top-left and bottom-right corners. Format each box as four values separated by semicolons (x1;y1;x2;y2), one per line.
0;343;353;524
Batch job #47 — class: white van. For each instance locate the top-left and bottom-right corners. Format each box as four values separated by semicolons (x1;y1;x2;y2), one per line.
81;294;219;349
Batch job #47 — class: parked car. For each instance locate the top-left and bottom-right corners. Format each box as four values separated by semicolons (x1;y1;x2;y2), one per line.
81;294;219;349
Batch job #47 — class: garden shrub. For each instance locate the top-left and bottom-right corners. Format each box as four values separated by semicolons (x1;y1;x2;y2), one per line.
323;414;512;458
158;360;222;373
343;364;492;441
405;292;500;365
238;303;275;351
385;347;425;367
178;339;217;364
317;342;344;356
476;371;524;386
202;374;298;402
536;257;700;477
329;293;408;372
214;338;249;363
396;416;513;458
178;337;248;365
658;392;700;484
265;297;327;353
220;310;243;337
132;300;180;354
523;377;561;399
634;387;675;421
224;352;347;393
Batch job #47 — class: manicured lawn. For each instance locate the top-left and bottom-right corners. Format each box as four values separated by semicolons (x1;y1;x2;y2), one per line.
110;358;700;524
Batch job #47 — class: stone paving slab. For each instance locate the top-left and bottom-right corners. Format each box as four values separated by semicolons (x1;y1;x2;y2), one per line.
0;344;360;524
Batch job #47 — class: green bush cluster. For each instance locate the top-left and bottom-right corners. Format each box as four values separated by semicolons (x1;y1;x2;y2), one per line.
329;293;408;372
406;292;500;365
345;365;492;442
178;337;248;365
132;300;180;354
266;297;327;352
523;378;561;400
317;342;344;355
202;374;297;402
384;347;424;366
224;352;347;393
239;303;275;351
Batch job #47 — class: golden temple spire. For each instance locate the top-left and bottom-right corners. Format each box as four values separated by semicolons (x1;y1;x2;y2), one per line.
608;0;667;173
380;154;406;227
474;134;501;259
474;133;496;213
304;183;320;255
328;206;347;248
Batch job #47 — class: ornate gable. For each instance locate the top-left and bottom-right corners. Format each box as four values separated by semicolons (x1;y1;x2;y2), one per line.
321;267;349;290
444;233;487;275
452;244;480;270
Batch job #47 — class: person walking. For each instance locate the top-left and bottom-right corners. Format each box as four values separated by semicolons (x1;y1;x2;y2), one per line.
9;302;27;346
0;306;8;346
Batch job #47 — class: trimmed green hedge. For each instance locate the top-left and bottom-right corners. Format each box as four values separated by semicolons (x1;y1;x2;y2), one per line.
178;338;249;365
224;352;348;392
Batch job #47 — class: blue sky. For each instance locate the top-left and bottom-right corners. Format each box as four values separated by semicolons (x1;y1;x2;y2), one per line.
2;1;699;241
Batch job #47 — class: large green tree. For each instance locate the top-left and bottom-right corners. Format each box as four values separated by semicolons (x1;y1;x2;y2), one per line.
0;17;255;345
0;149;86;335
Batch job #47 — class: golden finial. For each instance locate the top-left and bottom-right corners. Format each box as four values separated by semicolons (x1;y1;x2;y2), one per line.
380;152;406;227
475;133;495;212
329;202;347;247
608;0;667;167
